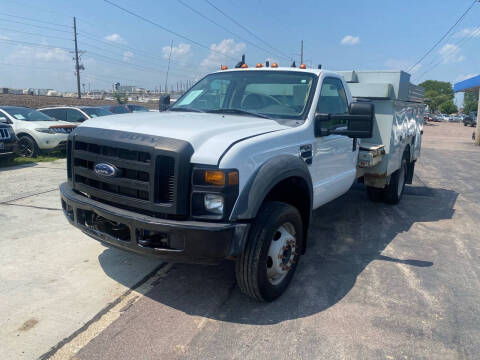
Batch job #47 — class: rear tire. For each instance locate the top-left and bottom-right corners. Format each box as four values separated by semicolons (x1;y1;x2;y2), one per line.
384;156;408;205
18;135;39;158
235;201;303;302
366;186;384;202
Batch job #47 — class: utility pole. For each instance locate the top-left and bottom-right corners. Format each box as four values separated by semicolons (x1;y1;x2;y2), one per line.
300;40;303;65
73;17;82;98
164;40;173;94
475;89;480;145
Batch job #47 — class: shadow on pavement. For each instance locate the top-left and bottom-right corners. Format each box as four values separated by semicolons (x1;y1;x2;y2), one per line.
98;184;457;325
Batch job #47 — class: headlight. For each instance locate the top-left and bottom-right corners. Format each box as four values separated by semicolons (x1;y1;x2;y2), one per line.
204;194;224;214
35;128;56;134
191;168;239;220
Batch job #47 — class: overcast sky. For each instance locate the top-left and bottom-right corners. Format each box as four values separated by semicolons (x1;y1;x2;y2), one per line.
0;0;478;104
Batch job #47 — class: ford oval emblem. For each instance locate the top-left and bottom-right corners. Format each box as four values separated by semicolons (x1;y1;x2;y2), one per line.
94;163;118;177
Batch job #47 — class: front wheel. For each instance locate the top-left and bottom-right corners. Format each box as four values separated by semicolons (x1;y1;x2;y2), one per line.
235;201;303;302
18;135;39;158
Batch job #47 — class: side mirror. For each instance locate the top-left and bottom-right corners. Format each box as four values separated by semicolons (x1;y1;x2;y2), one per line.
159;94;171;112
0;116;8;124
314;102;374;139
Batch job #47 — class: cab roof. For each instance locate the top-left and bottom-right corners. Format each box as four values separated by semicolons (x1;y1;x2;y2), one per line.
214;66;326;76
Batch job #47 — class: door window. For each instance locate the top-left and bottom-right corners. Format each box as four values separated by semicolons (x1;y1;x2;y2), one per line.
316;77;348;129
42;108;67;121
66;109;87;122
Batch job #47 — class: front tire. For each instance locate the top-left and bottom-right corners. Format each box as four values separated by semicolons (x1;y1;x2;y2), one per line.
18;135;39;158
235;201;303;302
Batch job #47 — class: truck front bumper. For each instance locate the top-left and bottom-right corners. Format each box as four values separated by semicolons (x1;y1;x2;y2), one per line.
60;183;250;264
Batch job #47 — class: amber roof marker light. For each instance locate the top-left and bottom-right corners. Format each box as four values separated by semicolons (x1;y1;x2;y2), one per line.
241;63;248;68
256;63;263;68
299;64;307;69
221;65;228;70
271;62;279;68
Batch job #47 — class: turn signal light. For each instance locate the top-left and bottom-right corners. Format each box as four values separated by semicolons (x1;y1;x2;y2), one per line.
271;62;279;68
241;63;248;68
205;170;226;186
221;65;228;70
228;171;239;186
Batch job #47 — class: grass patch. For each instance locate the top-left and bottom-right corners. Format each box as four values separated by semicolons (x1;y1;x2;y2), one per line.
0;152;66;168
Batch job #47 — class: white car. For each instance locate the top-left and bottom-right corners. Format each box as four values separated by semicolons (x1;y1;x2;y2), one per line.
38;106;113;125
0;106;75;157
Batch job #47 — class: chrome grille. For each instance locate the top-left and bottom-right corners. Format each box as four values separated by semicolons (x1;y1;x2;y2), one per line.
0;128;10;140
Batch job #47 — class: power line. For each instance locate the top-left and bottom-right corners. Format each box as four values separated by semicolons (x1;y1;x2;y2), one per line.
407;0;479;72
0;37;200;80
102;0;238;61
0;17;71;33
0;38;71;51
203;0;290;59
0;12;70;28
414;26;480;82
176;0;289;60
0;27;73;42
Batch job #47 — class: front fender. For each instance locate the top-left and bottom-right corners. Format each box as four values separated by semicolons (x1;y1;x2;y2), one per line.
230;154;313;221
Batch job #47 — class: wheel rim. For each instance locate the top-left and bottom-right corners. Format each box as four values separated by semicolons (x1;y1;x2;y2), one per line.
266;222;297;285
19;139;33;157
397;162;406;197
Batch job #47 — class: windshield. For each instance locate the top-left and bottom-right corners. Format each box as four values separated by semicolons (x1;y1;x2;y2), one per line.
3;107;54;121
127;105;149;112
81;107;113;117
171;71;317;121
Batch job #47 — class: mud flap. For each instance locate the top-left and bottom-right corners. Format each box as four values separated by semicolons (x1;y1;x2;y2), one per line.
406;160;415;184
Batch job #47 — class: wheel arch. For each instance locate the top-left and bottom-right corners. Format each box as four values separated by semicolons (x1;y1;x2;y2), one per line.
230;155;313;253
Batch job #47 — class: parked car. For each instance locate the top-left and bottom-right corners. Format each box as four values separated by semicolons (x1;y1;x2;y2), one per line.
60;67;424;301
126;104;149;112
38;106;113;124
0;123;18;162
0;106;75;157
449;115;462;123
463;111;477;127
101;105;131;114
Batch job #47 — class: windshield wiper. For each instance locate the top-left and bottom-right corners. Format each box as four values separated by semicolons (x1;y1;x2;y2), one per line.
206;108;272;119
169;107;205;113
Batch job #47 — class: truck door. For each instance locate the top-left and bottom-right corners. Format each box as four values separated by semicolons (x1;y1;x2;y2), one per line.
310;77;357;208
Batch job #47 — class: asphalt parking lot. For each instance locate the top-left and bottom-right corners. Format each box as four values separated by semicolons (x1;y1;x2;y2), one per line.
1;122;479;360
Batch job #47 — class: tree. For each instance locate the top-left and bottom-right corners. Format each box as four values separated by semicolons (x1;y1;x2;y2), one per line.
114;92;128;105
438;100;458;114
419;80;455;113
464;89;479;114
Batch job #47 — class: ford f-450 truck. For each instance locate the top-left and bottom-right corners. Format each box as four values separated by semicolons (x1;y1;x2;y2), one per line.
60;66;424;301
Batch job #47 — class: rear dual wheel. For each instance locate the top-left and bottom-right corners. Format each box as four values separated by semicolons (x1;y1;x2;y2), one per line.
236;201;302;302
366;156;408;205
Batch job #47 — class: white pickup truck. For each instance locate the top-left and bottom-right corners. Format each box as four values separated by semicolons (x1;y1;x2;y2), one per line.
60;65;424;301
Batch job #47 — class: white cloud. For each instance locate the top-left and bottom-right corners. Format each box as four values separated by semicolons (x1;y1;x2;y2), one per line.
123;51;134;61
8;45;69;62
455;73;479;82
162;43;191;65
0;34;9;40
201;39;246;70
384;59;421;73
104;33;126;44
439;43;464;64
340;35;360;45
454;27;480;38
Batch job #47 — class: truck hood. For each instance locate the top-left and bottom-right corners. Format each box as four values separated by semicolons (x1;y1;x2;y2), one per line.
80;111;289;164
